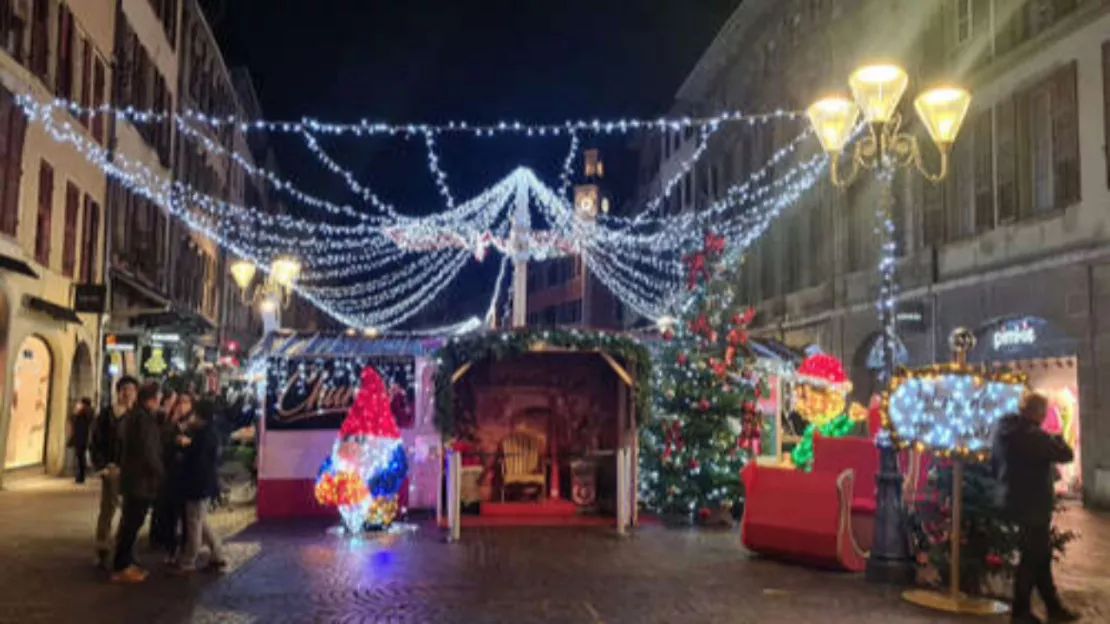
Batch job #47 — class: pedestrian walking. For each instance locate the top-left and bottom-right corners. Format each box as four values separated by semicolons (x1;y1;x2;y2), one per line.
90;376;138;568
68;398;95;484
994;393;1080;624
110;381;165;583
172;399;227;575
153;392;194;564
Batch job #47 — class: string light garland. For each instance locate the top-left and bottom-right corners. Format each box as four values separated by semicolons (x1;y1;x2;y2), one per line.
23;92;827;334
50;96;801;137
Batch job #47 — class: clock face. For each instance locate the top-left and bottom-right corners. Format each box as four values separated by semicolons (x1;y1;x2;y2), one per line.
576;196;596;216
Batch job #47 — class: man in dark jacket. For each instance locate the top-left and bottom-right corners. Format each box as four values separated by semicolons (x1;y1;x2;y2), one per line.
111;381;164;583
90;375;138;567
174;399;226;573
69;398;95;484
993;393;1078;623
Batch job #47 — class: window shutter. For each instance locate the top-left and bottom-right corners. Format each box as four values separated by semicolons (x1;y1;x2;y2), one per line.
92;57;106;143
62;182;78;277
1105;42;1110;189
1051;61;1080;207
79;37;91;127
35;160;53;266
973;111;994;232
54;6;74;98
80;195;100;283
0;85;24;237
995;98;1017;223
30;0;48;79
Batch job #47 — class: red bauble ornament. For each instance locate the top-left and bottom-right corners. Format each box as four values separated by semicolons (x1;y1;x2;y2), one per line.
698;398;711;411
688;458;700;470
662;329;674;341
676;353;688;366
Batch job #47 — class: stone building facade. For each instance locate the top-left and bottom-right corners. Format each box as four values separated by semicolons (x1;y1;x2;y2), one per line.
646;0;1110;506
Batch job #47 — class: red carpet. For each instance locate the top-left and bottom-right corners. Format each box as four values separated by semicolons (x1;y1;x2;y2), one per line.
480;499;578;517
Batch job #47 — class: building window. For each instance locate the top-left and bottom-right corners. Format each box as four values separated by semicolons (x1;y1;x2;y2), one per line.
955;0;972;44
0;85;27;237
35;160;53;266
80;194;100;283
62;181;78;277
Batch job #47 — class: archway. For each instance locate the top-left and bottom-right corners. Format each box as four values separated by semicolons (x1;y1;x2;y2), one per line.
63;342;94;473
4;335;53;469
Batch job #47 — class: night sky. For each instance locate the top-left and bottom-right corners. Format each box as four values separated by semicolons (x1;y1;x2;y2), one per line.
207;0;741;328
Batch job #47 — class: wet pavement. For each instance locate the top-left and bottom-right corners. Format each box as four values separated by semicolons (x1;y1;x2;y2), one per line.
1;476;1108;623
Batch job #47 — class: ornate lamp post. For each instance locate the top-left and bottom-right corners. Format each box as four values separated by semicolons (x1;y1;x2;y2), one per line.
230;255;302;310
806;64;971;584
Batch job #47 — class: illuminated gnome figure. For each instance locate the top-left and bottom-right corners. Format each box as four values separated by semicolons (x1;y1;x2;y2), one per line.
315;366;408;533
790;353;866;471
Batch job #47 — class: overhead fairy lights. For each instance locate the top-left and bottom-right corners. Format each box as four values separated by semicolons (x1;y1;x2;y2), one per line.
49;96;801;137
25;92;825;333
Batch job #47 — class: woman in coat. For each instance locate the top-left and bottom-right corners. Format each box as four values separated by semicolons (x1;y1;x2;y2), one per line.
173;399;227;574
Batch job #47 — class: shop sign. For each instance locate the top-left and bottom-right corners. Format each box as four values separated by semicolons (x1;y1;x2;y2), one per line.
150;332;181;344
104;333;137;352
266;356;415;431
73;284;107;313
142;346;170;376
895;302;927;333
991;318;1038;352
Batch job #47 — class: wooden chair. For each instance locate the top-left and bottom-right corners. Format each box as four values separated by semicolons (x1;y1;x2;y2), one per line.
501;432;545;501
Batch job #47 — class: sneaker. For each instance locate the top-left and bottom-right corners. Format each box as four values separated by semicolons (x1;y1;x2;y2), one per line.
110;565;149;583
203;559;228;573
167;565;196;577
1047;608;1081;623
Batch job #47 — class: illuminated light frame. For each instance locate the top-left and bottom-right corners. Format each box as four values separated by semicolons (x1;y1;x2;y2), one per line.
880;362;1028;461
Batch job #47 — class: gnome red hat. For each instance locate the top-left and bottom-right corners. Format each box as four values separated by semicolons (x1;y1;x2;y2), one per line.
339;366;401;440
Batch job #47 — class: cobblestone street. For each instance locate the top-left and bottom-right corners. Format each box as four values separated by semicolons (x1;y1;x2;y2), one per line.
2;476;1109;623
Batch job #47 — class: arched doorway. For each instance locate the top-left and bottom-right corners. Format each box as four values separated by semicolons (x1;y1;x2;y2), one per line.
4;335;53;469
64;342;94;473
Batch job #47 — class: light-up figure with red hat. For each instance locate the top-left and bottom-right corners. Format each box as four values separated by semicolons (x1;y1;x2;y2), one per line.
789;352;867;471
314;366;408;533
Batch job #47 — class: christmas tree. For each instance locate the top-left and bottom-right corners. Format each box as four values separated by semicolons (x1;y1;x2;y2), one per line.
640;232;766;519
315;366;409;533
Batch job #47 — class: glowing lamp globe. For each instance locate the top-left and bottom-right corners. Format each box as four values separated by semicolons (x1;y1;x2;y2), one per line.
914;86;971;149
270;256;301;288
806;96;859;154
229;259;256;291
849;64;909;124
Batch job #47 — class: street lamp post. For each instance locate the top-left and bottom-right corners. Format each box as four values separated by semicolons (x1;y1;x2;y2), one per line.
807;64;971;585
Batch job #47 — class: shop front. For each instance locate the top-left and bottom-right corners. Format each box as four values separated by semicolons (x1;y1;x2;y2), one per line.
969;315;1081;497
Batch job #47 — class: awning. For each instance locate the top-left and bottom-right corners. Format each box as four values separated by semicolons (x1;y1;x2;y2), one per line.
248;330;440;360
129;308;215;333
0;254;38;278
24;295;81;324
